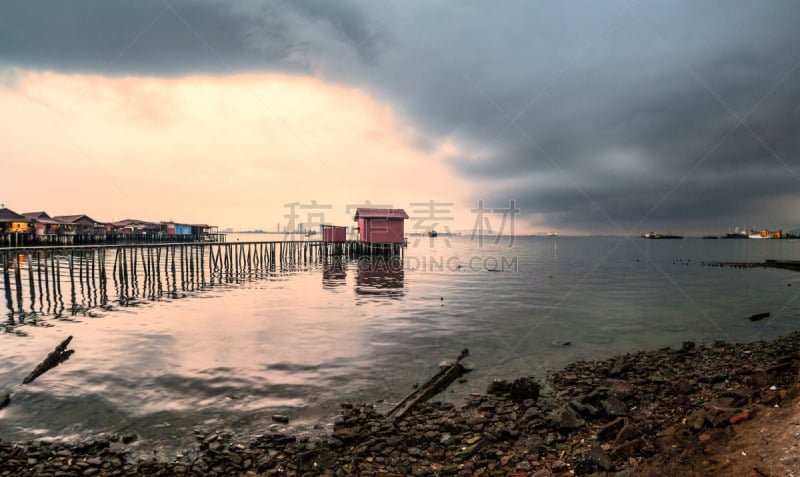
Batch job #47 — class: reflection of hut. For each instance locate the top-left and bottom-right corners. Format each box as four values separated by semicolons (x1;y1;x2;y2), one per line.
355;256;405;298
322;257;347;289
353;208;408;244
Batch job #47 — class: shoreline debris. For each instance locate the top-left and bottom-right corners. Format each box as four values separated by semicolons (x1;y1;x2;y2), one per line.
386;348;470;421
0;336;74;410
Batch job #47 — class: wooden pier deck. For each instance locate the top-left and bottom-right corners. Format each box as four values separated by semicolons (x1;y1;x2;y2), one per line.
0;240;404;327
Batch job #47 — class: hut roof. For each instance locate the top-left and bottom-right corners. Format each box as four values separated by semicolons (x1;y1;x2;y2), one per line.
53;214;103;225
22;212;64;225
111;219;158;228
353;208;409;220
0;208;27;222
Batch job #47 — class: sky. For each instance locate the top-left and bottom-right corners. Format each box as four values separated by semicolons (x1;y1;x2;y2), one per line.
1;0;799;235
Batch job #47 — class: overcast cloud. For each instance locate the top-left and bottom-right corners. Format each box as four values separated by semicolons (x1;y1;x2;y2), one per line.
1;0;799;234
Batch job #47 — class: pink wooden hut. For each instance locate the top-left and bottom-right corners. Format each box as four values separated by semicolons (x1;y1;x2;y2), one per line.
353;208;408;244
321;225;347;242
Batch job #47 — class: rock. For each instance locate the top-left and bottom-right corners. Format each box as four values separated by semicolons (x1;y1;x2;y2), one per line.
608;359;631;377
271;415;290;424
509;377;541;403
590;446;615;472
598;417;626;441
613;424;641;447
550;406;585;430
602;397;627;417
487;379;512;396
729;411;751;425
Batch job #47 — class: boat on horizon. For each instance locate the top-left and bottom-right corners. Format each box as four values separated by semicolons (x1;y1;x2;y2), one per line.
641;232;683;239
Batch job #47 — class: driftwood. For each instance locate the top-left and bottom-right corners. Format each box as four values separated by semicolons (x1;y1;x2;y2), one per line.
1;336;75;410
23;336;75;385
749;312;770;322
386;349;470;421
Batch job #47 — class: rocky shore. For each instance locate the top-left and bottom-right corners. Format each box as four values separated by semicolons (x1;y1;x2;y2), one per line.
2;332;800;476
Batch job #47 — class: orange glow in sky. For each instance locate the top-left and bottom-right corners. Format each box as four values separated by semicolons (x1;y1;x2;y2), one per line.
1;70;480;232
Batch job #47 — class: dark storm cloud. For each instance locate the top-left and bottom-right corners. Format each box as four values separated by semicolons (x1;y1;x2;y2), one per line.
2;0;799;233
0;0;379;75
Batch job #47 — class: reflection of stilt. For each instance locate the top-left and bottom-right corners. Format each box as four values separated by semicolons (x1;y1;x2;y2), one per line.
2;253;13;316
0;241;375;334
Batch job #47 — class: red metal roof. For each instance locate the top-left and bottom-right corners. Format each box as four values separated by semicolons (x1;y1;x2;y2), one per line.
22;212;64;225
0;208;27;222
53;214;104;225
111;219;159;228
353;208;409;220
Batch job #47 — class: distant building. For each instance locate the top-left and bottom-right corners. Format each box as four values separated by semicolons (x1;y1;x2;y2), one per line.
23;212;67;238
0;207;28;234
163;221;192;236
53;214;104;236
353;208;408;244
321;225;346;243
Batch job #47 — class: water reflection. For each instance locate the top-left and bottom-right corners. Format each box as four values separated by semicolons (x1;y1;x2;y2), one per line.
0;242;325;336
322;257;347;289
355;256;405;299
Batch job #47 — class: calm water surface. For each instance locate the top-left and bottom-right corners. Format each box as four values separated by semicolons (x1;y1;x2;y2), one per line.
2;235;800;455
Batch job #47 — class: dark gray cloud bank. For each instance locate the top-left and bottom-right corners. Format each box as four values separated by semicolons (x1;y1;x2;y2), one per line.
2;0;799;234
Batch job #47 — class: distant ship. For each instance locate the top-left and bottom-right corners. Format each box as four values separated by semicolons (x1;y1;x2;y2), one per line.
547;232;557;237
722;226;748;239
427;230;438;237
722;232;748;239
641;232;683;239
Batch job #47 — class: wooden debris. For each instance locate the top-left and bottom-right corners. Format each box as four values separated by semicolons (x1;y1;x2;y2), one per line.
749;312;770;322
386;349;470;421
22;336;74;385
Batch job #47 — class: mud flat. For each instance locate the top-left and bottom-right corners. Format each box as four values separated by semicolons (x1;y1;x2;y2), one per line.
2;332;800;476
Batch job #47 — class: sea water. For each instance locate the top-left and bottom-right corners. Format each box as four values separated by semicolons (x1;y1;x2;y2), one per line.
1;235;799;454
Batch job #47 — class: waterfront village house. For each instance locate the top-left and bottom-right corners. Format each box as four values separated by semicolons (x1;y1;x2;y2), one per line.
111;219;160;237
190;224;214;237
163;222;193;236
22;212;65;237
353;208;409;244
53;214;104;236
0;207;29;234
321;225;347;243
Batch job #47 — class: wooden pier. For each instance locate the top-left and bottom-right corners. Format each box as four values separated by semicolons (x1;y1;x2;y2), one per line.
0;240;403;330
